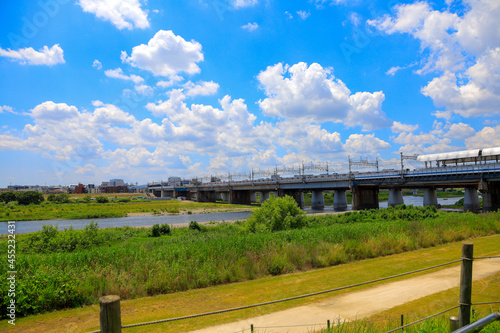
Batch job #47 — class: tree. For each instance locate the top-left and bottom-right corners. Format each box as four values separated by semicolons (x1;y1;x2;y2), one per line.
15;191;44;205
245;195;306;232
95;196;109;203
0;191;16;203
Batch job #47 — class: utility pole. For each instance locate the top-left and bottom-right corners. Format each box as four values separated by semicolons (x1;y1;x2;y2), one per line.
400;153;418;174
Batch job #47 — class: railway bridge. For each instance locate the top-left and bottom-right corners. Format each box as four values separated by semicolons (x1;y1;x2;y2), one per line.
148;147;500;212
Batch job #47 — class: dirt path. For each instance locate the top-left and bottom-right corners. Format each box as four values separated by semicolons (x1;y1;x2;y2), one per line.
191;258;500;333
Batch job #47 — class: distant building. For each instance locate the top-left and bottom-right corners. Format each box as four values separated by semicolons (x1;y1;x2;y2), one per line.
101;179;128;193
109;179;125;187
168;177;182;186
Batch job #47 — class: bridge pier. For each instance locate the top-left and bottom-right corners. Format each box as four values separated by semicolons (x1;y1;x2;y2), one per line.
160;188;165;198
463;187;480;212
219;192;230;202
197;191;217;203
250;192;257;203
351;186;379;210
333;189;347;211
311;190;325;210
229;190;252;205
281;190;304;209
388;188;404;207
423;188;438;207
480;181;500;212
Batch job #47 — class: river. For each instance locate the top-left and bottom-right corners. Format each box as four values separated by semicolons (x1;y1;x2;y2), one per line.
0;196;463;234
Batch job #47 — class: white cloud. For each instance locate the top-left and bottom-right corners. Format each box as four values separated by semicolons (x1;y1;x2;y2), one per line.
393;132;437;145
78;0;149;30
0;44;64;65
432;110;453;120
105;68;144;84
391;121;419;133
285;11;293;20
445;122;475;139
183;81;219;97
465;126;500;149
233;0;258;8
0;106;15;114
296;10;310;20
92;59;102;70
122;30;204;77
257;62;391;131
157;75;184;88
343;134;390;154
370;1;500;118
135;84;154;96
242;22;259;32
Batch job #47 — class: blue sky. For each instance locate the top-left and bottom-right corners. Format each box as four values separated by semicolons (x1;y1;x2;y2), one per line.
1;0;499;187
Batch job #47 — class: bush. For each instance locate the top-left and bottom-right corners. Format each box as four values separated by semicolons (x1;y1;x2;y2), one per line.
159;224;171;235
189;221;202;231
95;196;109;203
245;195;306;232
15;191;44;205
0;191;17;203
47;193;70;204
151;224;161;237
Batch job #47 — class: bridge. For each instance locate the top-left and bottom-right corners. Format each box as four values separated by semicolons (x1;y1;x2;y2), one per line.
148;148;500;212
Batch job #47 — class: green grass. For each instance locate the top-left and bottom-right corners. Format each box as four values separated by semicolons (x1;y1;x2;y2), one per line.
2;234;499;333
1;207;498;320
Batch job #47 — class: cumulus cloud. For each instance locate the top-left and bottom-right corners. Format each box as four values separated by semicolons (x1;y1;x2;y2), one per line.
465;126;500;149
183;81;219;97
0;44;64;65
104;68;144;84
78;0;149;30
0;106;15;114
343;134;390;154
257;62;391;131
242;22;259;31
369;1;500;118
391;121;419;133
445;122;475;139
122;30;204;77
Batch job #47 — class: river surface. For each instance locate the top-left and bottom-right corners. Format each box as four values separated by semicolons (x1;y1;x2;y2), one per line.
0;196;463;234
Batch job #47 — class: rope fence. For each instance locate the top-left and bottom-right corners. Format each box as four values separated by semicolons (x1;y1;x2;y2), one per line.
91;246;500;333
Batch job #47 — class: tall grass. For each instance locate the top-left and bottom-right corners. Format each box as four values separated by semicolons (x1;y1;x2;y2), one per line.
1;207;499;318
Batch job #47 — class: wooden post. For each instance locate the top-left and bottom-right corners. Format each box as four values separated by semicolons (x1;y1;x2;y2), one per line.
327;319;331;331
400;314;404;331
459;243;473;328
449;316;459;332
250;323;254;333
99;295;121;333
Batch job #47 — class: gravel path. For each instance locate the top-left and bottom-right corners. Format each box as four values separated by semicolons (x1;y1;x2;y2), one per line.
190;258;500;333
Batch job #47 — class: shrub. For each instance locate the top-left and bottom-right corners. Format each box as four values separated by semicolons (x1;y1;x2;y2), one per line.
48;193;70;203
189;221;202;231
245;195;306;232
15;191;44;205
151;224;161;237
159;224;171;235
0;191;17;203
95;196;109;203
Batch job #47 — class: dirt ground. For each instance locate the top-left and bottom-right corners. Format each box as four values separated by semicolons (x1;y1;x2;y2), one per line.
190;257;500;333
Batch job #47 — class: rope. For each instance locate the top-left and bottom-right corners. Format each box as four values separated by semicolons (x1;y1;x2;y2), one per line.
384;305;460;333
474;255;500;260
472;301;500;305
113;259;461;330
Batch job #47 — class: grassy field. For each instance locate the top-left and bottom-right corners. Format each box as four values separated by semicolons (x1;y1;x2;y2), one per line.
1;206;498;322
0;198;254;222
1;234;498;333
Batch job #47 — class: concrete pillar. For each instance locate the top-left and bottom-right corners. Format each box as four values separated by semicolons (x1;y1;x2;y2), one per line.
479;181;500;212
250;192;257;203
261;191;270;203
333;189;347;211
197;191;217;203
463;187;480;212
281;190;304;209
423;188;438;207
311;190;325;210
160;188;165;198
351;186;379;210
388;188;404;207
229;190;252;205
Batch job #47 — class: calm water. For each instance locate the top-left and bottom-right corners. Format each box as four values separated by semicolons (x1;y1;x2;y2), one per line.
0;196;463;234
